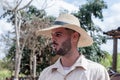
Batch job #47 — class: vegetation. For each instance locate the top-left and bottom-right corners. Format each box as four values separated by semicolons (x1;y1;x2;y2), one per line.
0;53;120;79
100;52;120;72
0;60;12;79
2;0;120;78
100;51;112;68
74;0;107;62
1;5;55;77
0;69;11;80
117;53;120;72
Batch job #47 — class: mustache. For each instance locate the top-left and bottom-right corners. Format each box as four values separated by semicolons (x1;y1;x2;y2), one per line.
51;41;58;45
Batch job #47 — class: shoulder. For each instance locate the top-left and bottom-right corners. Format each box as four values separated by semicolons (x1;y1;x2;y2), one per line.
87;59;105;69
86;59;108;73
41;64;54;75
86;59;110;80
38;65;54;80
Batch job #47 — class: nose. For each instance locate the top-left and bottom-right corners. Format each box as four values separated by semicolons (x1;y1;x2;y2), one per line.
51;34;56;42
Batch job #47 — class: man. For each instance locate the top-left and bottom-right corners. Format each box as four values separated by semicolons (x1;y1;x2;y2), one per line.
36;14;110;80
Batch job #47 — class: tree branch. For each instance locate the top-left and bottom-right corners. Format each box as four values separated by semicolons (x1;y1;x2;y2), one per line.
13;0;22;12
18;0;33;11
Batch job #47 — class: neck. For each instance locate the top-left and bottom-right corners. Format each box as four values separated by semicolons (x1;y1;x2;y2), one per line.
60;49;80;67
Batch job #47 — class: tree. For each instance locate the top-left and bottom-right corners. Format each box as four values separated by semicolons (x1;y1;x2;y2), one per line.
73;0;107;62
2;0;108;78
19;5;56;78
1;0;56;78
4;5;55;78
0;0;33;79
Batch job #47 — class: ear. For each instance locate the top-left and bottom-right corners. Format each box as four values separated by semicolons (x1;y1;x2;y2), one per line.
72;32;80;42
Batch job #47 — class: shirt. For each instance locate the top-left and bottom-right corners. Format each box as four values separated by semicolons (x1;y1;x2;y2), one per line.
38;55;110;80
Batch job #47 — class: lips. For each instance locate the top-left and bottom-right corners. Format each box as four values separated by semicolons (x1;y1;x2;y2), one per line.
51;42;58;50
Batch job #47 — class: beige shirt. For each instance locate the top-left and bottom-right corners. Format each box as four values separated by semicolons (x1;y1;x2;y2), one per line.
38;55;110;80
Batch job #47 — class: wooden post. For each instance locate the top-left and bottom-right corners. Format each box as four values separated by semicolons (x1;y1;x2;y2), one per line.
112;38;118;71
103;27;120;72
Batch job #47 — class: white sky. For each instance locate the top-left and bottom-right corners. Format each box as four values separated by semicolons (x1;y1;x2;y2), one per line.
0;0;120;59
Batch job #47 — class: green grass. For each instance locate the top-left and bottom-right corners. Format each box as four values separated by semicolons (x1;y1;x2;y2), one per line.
100;53;112;68
117;54;120;72
0;69;12;80
100;53;120;73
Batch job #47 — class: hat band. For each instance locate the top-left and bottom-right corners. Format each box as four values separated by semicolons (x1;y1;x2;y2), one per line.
53;21;68;25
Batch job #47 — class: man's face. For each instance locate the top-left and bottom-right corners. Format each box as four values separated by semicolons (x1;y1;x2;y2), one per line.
51;28;72;56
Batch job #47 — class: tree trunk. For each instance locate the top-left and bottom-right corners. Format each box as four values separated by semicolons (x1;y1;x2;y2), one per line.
33;55;36;80
30;54;33;78
14;10;22;80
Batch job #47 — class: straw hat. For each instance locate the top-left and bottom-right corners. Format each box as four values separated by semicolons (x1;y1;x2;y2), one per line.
36;14;93;47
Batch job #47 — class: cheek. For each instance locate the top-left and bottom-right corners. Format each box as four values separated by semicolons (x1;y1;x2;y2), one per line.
57;40;64;49
57;38;64;43
57;36;71;47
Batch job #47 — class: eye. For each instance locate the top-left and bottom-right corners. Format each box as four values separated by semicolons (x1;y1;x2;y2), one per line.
51;32;63;38
55;32;62;37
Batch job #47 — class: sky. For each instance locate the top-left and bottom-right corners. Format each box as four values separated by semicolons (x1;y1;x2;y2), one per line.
0;0;120;59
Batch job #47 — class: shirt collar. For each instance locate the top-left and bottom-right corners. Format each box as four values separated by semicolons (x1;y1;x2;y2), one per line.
51;55;88;72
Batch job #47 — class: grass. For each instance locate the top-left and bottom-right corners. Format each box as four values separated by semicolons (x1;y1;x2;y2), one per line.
100;53;120;73
0;69;12;80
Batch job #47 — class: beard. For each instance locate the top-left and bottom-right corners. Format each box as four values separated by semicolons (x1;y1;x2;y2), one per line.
53;38;72;56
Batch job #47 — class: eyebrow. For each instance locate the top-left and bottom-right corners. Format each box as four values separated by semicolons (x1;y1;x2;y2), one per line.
51;31;63;35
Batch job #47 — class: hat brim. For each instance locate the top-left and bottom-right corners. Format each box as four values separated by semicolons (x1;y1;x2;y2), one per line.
36;24;93;47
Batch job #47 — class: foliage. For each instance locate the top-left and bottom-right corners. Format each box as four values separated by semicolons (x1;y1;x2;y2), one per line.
2;0;108;76
100;52;120;72
6;37;53;75
18;6;55;75
0;60;12;79
79;43;105;62
100;51;112;68
75;0;107;27
4;5;55;75
0;60;3;70
117;53;120;72
73;0;107;62
0;69;12;80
